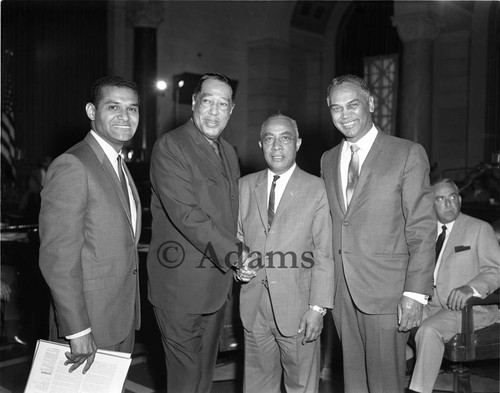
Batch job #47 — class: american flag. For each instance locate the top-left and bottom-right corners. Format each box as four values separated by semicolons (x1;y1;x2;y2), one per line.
1;49;16;179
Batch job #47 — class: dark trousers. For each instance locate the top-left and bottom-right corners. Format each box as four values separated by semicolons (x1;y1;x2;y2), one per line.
154;304;226;393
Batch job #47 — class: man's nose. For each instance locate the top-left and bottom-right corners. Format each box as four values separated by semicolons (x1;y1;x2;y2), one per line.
209;102;219;115
118;109;129;120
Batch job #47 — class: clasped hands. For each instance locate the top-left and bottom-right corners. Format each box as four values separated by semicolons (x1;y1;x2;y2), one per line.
234;255;259;282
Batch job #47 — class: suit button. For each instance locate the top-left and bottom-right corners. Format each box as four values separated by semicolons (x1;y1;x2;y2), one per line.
338;249;341;254
133;269;137;275
343;221;349;226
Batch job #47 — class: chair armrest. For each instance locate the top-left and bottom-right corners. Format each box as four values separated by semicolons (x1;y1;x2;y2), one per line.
462;291;500;360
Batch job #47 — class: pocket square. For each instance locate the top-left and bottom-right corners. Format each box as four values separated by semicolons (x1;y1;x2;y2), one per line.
455;245;471;253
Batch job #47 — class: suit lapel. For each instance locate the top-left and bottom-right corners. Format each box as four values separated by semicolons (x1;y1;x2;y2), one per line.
346;130;384;211
254;171;269;231
331;145;346;215
123;162;142;243
274;167;300;222
437;214;464;278
84;133;135;235
186;121;227;175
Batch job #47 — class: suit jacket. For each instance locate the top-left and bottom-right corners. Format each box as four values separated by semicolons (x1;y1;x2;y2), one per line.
147;120;241;314
431;213;500;327
39;132;142;347
321;130;436;315
238;166;334;336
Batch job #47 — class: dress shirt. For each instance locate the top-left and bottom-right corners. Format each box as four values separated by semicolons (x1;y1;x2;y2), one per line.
90;130;137;234
340;124;378;210
67;131;137;340
434;220;480;296
266;163;296;210
340;125;427;304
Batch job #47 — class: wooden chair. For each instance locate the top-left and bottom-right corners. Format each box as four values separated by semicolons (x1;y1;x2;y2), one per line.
443;291;500;393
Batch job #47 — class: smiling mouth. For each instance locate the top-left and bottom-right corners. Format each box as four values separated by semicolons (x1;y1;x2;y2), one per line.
342;121;357;128
113;125;130;129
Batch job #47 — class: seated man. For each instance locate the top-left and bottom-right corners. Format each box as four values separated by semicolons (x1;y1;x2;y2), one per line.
408;178;500;393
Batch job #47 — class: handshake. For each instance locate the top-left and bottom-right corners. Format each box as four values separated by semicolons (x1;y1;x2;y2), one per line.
234;246;260;283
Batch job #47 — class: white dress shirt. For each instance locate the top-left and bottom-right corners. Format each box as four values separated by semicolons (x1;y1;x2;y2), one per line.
266;163;296;210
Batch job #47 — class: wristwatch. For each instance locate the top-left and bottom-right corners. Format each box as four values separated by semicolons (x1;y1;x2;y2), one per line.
309;304;327;317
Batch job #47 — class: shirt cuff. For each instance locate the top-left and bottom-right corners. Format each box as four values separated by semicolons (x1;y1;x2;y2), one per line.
470;286;481;297
66;328;92;340
403;291;428;305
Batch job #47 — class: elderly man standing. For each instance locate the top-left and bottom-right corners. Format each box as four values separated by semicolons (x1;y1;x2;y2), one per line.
147;73;250;393
321;74;436;393
238;114;334;393
408;178;500;393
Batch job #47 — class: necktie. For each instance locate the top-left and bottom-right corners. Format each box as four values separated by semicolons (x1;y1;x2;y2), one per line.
211;140;222;161
435;225;447;262
268;175;280;229
117;155;131;212
346;144;360;206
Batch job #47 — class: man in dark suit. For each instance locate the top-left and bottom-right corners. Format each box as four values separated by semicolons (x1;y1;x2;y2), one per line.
39;76;142;373
320;74;436;393
408;178;500;393
147;73;249;393
237;114;334;392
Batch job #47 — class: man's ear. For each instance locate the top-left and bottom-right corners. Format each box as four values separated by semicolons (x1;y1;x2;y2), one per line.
85;102;96;121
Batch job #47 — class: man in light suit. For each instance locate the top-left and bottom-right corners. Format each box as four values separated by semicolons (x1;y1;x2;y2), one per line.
408;178;500;393
321;74;436;393
237;114;334;393
148;73;250;393
39;76;142;373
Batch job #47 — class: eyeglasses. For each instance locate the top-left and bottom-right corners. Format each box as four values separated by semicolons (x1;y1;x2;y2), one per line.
261;135;295;145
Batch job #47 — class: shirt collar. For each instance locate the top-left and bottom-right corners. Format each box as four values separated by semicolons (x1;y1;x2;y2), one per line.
267;163;296;183
342;123;378;153
437;219;455;233
90;130;121;162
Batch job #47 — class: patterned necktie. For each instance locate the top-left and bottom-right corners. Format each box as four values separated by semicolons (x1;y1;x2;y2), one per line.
268;175;280;229
117;155;131;212
346;144;360;206
435;225;447;262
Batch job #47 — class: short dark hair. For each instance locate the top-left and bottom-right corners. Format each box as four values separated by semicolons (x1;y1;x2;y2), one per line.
326;74;372;101
192;72;234;102
89;76;139;107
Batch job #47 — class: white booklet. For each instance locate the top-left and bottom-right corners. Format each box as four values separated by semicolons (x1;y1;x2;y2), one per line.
24;340;132;393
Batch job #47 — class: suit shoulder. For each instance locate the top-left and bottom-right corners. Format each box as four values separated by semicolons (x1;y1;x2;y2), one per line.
240;171;264;185
460;213;492;229
384;133;423;151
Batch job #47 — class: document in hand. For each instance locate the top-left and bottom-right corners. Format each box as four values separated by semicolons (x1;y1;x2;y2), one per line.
24;340;132;393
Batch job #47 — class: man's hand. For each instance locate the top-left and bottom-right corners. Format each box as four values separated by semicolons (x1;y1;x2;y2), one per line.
298;309;323;344
447;285;474;311
234;251;261;282
64;333;98;373
234;264;257;282
397;295;423;332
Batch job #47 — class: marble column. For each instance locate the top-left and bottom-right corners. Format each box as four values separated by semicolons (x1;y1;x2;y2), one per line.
392;13;443;153
127;3;164;162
